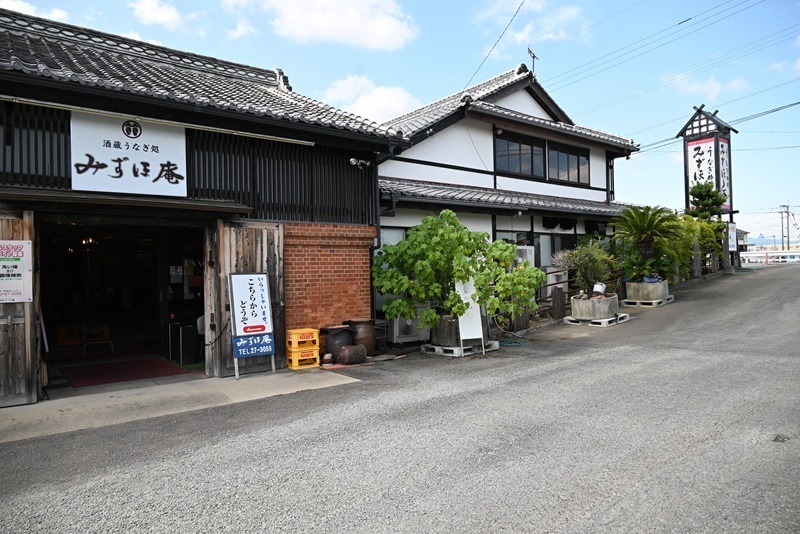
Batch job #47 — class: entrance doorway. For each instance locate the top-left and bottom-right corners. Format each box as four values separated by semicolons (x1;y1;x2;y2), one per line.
38;221;205;392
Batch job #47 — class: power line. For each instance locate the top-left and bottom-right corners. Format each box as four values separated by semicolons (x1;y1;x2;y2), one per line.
634;100;800;156
544;0;745;85
545;0;765;92
574;25;800;118
463;0;527;90
626;74;800;136
534;0;652;55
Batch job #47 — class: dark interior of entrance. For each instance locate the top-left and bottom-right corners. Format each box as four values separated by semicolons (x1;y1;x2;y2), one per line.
39;222;204;366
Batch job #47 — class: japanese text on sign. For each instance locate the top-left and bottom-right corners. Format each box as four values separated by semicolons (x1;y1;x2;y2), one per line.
71;111;187;197
228;273;274;337
0;241;32;303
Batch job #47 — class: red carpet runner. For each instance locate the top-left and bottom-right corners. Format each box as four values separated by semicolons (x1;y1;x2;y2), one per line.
58;357;190;388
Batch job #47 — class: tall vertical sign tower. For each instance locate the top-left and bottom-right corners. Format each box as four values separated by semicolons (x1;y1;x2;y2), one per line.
676;105;738;216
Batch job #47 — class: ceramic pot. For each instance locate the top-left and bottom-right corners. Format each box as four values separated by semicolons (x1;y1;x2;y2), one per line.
337;344;367;365
322;326;353;355
345;318;376;356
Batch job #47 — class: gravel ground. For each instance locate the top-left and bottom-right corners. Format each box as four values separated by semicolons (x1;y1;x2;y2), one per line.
1;264;798;533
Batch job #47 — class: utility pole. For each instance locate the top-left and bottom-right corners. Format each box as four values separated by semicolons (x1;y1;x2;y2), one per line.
780;204;789;252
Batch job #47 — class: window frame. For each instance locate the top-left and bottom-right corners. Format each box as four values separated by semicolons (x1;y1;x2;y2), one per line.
495;130;590;186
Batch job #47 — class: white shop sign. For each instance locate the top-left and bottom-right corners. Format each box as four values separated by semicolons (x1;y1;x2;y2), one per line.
228;273;275;378
71;112;187;197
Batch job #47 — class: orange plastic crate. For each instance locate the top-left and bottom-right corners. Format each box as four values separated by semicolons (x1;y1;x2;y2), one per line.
286;347;320;370
286;328;319;350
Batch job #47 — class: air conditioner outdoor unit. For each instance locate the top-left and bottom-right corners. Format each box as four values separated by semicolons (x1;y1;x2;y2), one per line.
516;245;535;266
389;316;431;344
545;266;568;298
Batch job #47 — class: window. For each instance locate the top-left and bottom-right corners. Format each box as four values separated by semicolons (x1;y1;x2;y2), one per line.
495;132;545;178
548;142;590;185
495;130;589;185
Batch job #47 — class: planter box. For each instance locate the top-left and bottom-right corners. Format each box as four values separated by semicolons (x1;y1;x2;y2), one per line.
570;294;619;321
626;280;669;302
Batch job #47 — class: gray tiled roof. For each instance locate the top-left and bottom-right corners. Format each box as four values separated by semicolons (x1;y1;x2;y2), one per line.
382;64;535;138
379;177;628;217
0;9;403;142
380;63;637;152
471;101;637;151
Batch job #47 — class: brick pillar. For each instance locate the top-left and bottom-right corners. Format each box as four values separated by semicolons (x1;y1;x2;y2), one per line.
283;223;377;330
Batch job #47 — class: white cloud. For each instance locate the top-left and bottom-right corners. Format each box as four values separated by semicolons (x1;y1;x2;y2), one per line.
120;30;163;46
474;0;545;23
668;74;748;101
228;18;255;39
252;0;417;51
0;0;68;21
534;6;584;42
322;75;422;124
128;0;183;30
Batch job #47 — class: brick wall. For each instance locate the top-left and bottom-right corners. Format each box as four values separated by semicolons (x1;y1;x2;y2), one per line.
283;223;377;330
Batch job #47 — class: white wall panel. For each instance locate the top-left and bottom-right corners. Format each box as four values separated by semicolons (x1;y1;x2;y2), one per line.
496;215;531;231
495;91;551;120
380;209;492;236
496;176;607;202
379;158;493;188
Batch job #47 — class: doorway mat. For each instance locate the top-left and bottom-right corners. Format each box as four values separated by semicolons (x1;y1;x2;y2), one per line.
58;357;190;388
47;345;159;366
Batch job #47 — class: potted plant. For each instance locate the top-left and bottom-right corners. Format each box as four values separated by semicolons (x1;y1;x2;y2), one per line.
611;206;681;302
372;210;546;345
555;240;619;320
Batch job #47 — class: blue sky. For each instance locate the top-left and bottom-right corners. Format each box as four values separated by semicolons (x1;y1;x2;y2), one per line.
2;0;799;244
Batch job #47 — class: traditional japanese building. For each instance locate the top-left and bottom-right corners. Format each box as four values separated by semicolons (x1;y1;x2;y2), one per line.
0;9;406;405
375;64;639;341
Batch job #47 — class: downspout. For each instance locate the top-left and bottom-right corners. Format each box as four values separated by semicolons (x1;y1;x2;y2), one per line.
369;159;382;320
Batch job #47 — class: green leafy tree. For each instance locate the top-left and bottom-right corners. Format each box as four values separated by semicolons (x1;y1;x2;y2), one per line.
686;182;727;251
556;240;614;293
611;206;682;261
686;182;728;220
372;210;546;328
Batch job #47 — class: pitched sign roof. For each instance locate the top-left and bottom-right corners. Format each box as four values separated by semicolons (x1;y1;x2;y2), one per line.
0;8;404;144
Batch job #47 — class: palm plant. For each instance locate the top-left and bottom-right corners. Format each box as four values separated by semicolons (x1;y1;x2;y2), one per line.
610;206;682;261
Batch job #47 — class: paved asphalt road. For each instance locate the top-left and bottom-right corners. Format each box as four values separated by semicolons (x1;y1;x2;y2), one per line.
1;264;798;533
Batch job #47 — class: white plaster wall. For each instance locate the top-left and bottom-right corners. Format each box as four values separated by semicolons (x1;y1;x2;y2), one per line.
496;176;607;202
495;91;551;120
589;151;607;189
378;118;494;188
380;208;492;236
379;159;492;187
496;215;531;232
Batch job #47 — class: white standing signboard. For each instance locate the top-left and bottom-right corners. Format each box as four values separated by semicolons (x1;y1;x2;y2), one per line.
455;279;485;355
228;273;275;378
71;112;187;197
0;240;32;303
728;223;738;253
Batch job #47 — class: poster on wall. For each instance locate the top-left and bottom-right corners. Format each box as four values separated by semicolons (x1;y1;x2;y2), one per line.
228;273;275;378
70;111;187;197
0;241;32;303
